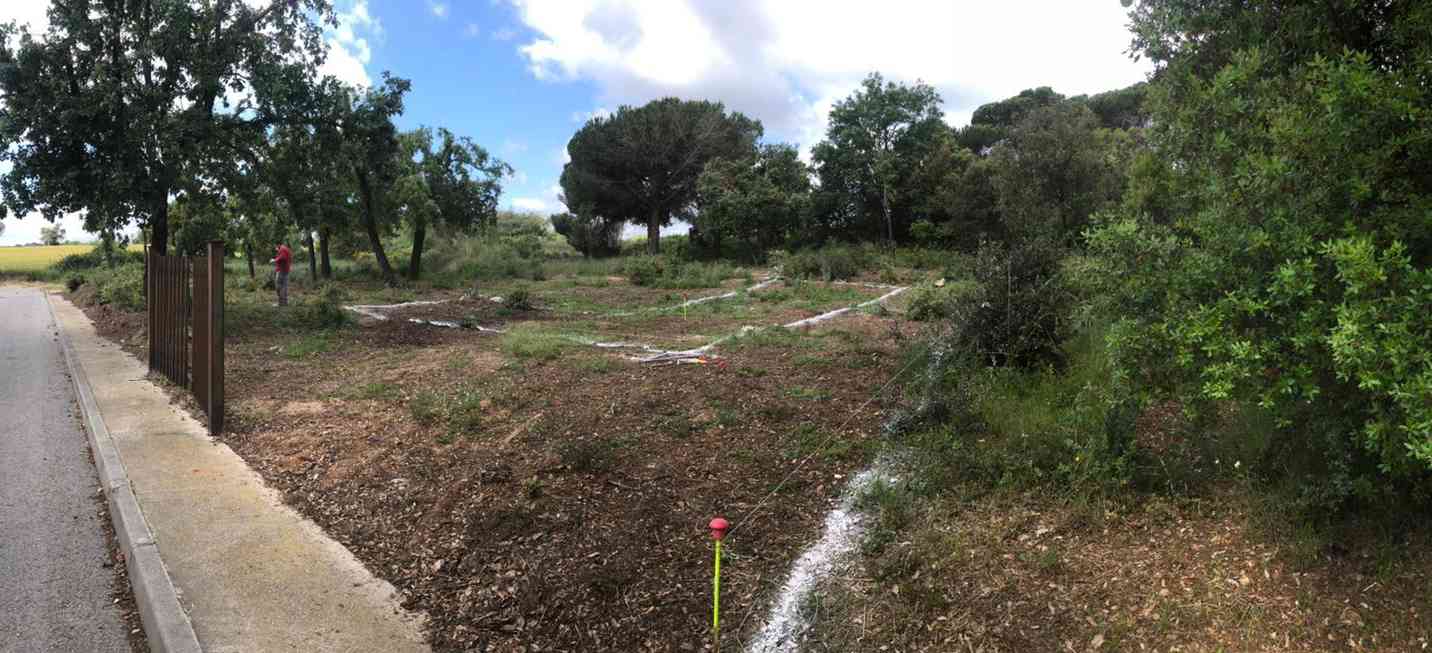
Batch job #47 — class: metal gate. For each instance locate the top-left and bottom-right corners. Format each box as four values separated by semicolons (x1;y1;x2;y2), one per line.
146;240;225;434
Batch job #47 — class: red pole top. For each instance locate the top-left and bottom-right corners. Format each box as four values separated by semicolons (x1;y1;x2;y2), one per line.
709;517;729;541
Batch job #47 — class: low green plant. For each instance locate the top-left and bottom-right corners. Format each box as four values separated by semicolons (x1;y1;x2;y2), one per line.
447;389;485;436
556;438;615;473
284;332;334;359
409;391;441;424
500;326;576;361
352;381;398;400
503;286;534;311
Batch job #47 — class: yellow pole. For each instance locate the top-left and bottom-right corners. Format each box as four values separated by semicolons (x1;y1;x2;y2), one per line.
712;539;722;653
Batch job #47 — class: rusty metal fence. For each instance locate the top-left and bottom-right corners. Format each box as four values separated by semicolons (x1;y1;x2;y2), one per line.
146;240;225;434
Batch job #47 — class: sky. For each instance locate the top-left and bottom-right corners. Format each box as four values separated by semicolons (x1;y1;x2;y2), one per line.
0;0;1151;246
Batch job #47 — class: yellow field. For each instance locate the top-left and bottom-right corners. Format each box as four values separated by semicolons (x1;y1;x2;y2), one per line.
0;244;143;273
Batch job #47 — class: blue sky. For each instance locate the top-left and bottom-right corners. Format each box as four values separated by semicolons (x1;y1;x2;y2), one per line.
0;0;1151;245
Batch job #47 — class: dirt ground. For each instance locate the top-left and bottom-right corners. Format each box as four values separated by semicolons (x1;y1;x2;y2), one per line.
80;269;1432;652
85;272;924;652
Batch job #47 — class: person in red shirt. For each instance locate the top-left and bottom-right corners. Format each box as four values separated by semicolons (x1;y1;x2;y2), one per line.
270;241;292;306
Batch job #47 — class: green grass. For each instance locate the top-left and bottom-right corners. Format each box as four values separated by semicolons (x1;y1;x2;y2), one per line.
500;325;581;362
351;381;398;400
283;332;336;359
783;386;832;401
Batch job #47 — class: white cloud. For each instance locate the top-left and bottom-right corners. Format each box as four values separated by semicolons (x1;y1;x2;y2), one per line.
506;169;530;185
465;22;482;38
501;138;529;155
492;27;518;41
429;2;449;19
569;107;611;124
511;1;1151;148
553;147;571;166
320;0;381;87
0;0;48;35
510;197;548;212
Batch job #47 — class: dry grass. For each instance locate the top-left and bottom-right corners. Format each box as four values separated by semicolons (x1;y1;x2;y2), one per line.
800;488;1432;652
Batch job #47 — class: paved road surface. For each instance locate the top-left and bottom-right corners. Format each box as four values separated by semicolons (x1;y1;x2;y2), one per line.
0;287;129;653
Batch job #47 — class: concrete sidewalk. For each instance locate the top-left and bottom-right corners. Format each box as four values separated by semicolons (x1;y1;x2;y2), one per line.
49;294;429;653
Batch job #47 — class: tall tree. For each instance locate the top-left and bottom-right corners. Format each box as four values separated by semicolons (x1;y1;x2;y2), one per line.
989;102;1129;245
695;143;811;259
811;73;947;244
395;127;509;279
560;98;762;254
0;1;334;255
335;75;411;286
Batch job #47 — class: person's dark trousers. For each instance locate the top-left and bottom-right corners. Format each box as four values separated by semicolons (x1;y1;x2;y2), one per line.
276;271;289;306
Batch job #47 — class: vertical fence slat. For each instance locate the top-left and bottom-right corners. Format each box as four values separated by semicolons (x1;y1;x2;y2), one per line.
207;241;225;435
146;246;224;432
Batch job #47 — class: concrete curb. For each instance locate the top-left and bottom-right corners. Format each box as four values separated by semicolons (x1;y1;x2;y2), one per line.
45;292;204;653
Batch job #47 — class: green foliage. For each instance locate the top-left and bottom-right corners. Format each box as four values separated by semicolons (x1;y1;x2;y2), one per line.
550;211;622;258
621;256;735;289
990;102;1128;245
0;0;335;254
39;224;66;246
51;246;143;273
408;391;441;425
503;287;534;311
86;264;146;312
621;256;665;287
1101;0;1432;513
556;438;617;474
810;73;948;244
905;280;979;322
778;244;869;281
447;389;485;436
561;97;762;254
501;326;576;362
694;143;811;260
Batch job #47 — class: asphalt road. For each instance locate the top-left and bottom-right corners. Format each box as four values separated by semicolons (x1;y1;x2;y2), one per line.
0;287;129;653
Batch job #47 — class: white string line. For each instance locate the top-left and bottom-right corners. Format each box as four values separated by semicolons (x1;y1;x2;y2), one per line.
727;338;932;643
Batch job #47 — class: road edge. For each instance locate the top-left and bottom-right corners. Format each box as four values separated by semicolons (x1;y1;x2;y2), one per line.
45;291;204;653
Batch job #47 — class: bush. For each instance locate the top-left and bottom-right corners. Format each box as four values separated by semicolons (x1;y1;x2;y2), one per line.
556;438;615;474
84;264;146;311
905;281;978;321
303;285;351;329
503;287;534;311
51;246;143;273
621;256;665;286
779;244;868;281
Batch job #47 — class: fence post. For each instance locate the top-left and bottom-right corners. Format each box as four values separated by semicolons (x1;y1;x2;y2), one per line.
206;240;225;435
146;248;155;373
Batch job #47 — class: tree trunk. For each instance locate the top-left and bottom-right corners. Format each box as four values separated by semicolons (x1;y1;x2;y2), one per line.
357;173;398;286
319;226;332;279
647;210;661;255
151;193;169;256
408;219;425;280
245;243;256;279
305;231;318;282
880;184;894;246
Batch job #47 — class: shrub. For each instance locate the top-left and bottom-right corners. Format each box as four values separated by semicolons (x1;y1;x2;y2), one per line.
303;285;351;329
503;287;534;311
622;256;665;286
779;244;868;281
905;281;977;322
65;274;87;293
556;438;615;474
87;264;146;311
447;389;484;436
